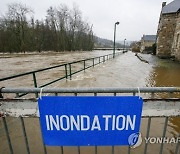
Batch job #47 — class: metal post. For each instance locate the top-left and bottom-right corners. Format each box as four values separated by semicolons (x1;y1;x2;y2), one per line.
128;146;131;154
112;146;114;154
95;146;97;154
38;118;47;154
33;73;38;88
175;133;180;154
151;92;155;99
65;64;68;79
69;64;72;80
78;146;80;154
84;60;86;71
61;146;64;154
113;22;119;58
144;117;151;154
2;117;13;154
123;38;126;53
16;93;19;98
32;73;38;98
20;117;30;154
159;117;168;154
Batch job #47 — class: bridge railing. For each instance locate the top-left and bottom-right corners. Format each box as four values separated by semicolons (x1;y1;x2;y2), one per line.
0;87;180;154
0;52;123;97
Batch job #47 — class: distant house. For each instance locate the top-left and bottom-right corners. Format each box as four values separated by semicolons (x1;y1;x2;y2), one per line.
156;0;180;61
131;41;141;52
140;35;156;53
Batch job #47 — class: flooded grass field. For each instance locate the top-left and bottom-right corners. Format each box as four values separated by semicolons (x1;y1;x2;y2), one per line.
0;50;180;154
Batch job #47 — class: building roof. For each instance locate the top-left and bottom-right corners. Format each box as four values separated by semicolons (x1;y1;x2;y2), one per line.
142;35;156;41
162;0;180;14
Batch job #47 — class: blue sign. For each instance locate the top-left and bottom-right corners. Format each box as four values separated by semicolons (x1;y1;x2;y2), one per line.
38;96;143;146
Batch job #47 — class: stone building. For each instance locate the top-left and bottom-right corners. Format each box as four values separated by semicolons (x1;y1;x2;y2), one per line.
156;0;180;61
140;35;156;53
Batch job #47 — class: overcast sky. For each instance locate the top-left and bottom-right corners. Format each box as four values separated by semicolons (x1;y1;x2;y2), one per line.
0;0;173;41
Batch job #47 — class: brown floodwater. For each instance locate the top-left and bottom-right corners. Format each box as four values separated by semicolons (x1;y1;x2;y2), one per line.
0;50;180;154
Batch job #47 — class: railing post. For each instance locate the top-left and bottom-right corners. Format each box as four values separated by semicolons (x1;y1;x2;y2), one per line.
84;60;86;71
103;56;105;62
33;73;37;88
99;57;100;64
65;64;68;79
112;146;114;154
151;92;155;99
175;133;180;154
32;73;38;98
61;147;64;154
78;146;80;154
20;117;30;154
95;146;97;154
93;58;95;67
16;93;19;98
38;118;47;154
69;64;72;80
3;117;13;154
159;117;168;154
128;146;131;154
144;117;151;154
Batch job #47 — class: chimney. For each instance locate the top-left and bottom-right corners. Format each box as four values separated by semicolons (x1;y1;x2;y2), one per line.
162;2;166;8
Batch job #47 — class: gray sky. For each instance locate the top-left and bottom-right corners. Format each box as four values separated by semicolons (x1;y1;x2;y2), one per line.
0;0;173;41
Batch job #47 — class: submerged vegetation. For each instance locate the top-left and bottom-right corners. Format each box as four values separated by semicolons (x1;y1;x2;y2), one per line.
0;3;94;53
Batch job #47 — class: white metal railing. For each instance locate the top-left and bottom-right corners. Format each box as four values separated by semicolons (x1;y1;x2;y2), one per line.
0;87;180;154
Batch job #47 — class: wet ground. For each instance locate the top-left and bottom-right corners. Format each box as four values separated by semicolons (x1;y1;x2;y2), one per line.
0;50;180;154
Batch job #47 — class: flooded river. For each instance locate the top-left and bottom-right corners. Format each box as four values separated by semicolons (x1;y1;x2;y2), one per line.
0;50;180;154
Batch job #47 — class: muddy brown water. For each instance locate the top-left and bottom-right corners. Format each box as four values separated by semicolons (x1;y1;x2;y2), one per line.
0;50;180;154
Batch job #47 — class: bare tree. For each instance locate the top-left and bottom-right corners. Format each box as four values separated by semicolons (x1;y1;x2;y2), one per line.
0;2;94;53
6;3;33;52
56;4;69;51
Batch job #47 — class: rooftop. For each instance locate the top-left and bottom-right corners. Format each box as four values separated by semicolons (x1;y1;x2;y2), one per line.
162;0;180;14
142;35;156;41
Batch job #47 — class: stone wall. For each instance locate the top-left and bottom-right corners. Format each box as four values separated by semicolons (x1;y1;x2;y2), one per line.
156;13;177;58
172;13;180;61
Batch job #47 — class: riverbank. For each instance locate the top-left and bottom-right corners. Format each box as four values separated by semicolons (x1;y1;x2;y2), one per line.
0;50;96;58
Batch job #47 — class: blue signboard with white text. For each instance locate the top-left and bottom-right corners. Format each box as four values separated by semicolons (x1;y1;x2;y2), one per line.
38;96;143;146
